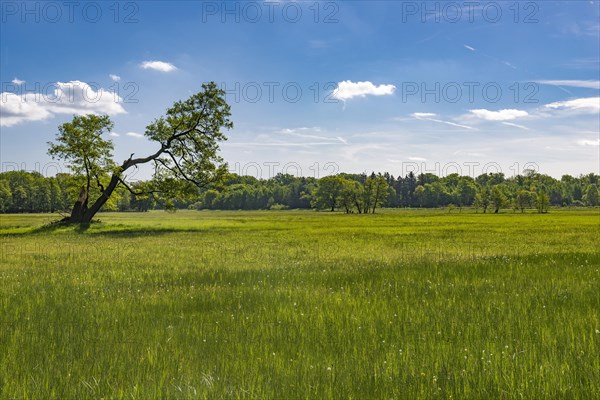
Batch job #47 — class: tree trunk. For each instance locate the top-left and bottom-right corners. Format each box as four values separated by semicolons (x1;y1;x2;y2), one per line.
81;174;121;223
67;175;120;224
69;186;88;223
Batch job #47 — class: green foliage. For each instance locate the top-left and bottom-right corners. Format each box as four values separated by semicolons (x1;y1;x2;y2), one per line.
2;169;599;214
513;189;533;213
455;178;476;210
47;114;115;193
490;185;509;213
146;82;232;196
535;190;551;213
311;175;345;211
473;186;490;213
583;184;599;206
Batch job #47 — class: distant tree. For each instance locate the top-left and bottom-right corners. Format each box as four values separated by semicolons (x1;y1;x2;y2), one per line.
339;179;361;213
361;177;374;213
584;184;599;206
312;175;345;211
490;185;508;213
0;180;12;212
513;189;532;213
473;186;490;213
535;190;550;213
455;179;476;212
370;175;389;213
405;172;418;207
414;185;425;208
12;185;28;212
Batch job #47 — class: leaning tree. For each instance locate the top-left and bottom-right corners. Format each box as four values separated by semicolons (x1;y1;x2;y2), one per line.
48;82;233;223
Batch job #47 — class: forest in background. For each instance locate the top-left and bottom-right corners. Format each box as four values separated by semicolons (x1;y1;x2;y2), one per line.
0;169;598;214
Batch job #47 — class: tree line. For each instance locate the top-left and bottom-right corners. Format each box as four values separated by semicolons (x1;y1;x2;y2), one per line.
1;169;598;214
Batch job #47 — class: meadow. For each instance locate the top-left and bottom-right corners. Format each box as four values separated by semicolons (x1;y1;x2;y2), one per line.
0;208;598;399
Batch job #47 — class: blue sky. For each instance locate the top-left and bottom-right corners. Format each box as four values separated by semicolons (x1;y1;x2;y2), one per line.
1;1;599;180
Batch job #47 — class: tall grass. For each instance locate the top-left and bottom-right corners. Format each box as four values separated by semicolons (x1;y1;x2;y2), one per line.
1;209;598;398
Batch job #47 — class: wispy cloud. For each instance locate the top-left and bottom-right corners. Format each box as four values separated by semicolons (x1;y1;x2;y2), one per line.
140;60;177;72
535;80;600;89
280;127;347;145
332;80;396;101
411;112;476;130
502;122;530;131
126;132;144;138
463;44;476;51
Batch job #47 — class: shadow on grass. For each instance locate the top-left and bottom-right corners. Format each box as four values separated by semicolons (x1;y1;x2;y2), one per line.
88;227;212;237
1;218;216;238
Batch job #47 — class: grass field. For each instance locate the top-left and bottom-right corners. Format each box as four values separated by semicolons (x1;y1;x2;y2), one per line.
0;209;599;399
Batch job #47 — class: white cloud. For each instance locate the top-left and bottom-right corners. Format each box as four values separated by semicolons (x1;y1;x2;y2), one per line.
468;109;529;121
545;97;599;113
535;80;600;89
411;112;436;118
140;60;177;72
1;93;52;126
577;139;600;146
408;156;427;161
502;122;530;131
332;80;396;101
109;132;120;137
109;74;121;82
0;80;126;127
11;78;25;85
126;132;144;138
464;45;476;51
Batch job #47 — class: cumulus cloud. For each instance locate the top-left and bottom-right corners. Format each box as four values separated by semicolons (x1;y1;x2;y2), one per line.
11;78;25;85
535;80;600;89
1;93;52;126
545;97;599;113
140;60;177;72
468;109;529;121
0;80;126;127
332;80;396;101
109;74;121;82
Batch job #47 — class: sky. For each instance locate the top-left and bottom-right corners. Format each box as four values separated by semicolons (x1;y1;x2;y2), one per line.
1;0;599;180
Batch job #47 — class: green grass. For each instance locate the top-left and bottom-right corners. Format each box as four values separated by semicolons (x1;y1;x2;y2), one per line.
1;209;599;399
